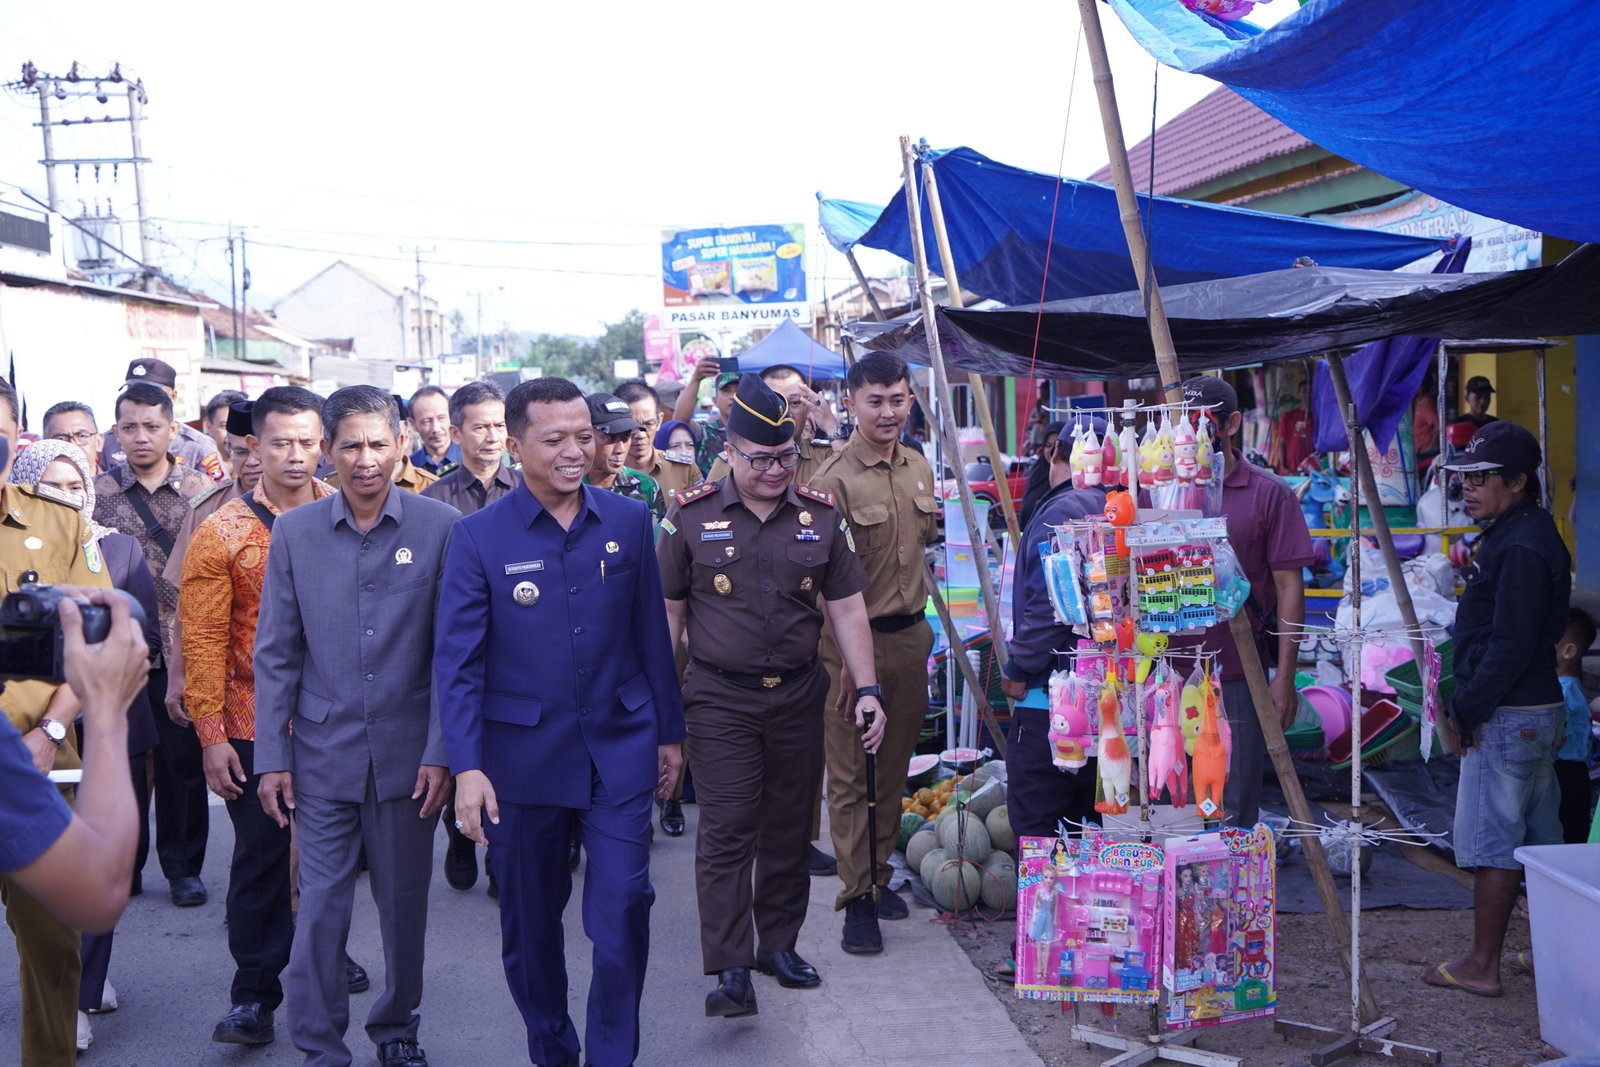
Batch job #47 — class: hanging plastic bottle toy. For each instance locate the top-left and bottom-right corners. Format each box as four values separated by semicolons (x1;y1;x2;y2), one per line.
1191;666;1229;820
1068;422;1088;490
1172;415;1199;486
1147;668;1188;808
1081;423;1104;488
1137;419;1160;489
1094;675;1132;815
1194;421;1216;489
1101;425;1123;488
1118;418;1140;493
1047;670;1092;771
1153;409;1178;488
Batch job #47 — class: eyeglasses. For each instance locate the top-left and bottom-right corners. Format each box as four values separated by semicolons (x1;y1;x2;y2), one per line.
50;430;96;445
1461;469;1503;487
727;440;800;472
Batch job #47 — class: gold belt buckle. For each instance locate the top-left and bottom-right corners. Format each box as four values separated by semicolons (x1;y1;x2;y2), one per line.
761;675;781;689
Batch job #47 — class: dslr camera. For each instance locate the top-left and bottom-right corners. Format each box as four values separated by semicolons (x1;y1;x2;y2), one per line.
0;584;146;684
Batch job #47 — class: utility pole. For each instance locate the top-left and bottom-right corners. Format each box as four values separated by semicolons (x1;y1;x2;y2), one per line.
125;78;154;287
228;228;240;360
35;73;60;211
239;229;251;358
407;245;436;362
475;291;484;374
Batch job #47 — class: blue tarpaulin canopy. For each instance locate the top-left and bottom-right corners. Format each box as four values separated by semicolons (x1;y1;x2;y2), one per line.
818;147;1442;307
1107;0;1600;244
734;319;848;380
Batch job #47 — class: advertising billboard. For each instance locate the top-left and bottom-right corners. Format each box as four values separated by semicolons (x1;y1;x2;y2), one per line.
661;222;810;332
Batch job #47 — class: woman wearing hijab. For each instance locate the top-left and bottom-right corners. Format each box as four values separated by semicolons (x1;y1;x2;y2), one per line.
9;439;162;1053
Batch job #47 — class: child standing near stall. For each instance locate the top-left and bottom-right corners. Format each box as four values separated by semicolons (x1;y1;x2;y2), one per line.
1555;609;1597;843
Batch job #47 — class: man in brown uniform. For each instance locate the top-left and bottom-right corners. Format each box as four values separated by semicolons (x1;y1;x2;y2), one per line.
1;378;115;1066
614;380;700;498
810;353;939;954
657;373;886;1019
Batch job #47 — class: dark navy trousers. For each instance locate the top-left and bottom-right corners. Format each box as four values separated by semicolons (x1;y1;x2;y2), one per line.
486;774;654;1067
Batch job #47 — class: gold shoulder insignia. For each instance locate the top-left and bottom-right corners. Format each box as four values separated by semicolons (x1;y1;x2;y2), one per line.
188;481;225;509
795;483;835;508
674;481;720;507
23;483;84;511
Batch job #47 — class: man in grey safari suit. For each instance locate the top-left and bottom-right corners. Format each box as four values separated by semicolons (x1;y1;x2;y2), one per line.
254;385;459;1067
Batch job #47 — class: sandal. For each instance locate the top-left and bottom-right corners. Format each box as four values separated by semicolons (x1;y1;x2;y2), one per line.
1507;950;1534;977
1423;962;1503;998
986;955;1017;985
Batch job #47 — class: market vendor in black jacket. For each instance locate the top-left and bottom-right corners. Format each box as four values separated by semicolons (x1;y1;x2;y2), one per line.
1000;419;1109;840
1425;419;1570;1000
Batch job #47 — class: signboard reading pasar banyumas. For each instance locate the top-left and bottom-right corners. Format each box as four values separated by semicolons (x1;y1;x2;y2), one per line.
661;222;810;330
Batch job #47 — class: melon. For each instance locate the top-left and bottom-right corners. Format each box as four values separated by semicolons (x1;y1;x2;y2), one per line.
967;779;1005;819
898;812;926;851
928;857;984;912
980;853;1018;912
906;753;941;790
985;804;1015;854
920;846;952;887
906;828;939;876
936;809;993;866
972;759;1007;787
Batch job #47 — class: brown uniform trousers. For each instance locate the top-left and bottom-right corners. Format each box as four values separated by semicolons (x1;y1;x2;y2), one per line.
820;619;934;907
1;482;110;1065
683;662;829;973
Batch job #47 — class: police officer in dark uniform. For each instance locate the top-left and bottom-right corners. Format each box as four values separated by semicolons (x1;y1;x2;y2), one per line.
657;373;887;1019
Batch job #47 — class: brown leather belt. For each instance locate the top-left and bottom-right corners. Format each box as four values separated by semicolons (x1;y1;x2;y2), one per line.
691;656;818;690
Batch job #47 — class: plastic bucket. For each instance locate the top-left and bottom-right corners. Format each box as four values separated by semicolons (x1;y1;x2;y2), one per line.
1513;843;1600;1057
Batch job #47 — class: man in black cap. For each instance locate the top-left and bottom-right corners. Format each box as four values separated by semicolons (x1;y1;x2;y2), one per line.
586;391;665;523
1177;375;1313;827
1425;420;1569;999
102;358;227;481
656;373;885;1018
1459;375;1499;431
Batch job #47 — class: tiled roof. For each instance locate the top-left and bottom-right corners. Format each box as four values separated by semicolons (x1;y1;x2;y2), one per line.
1088;87;1312;197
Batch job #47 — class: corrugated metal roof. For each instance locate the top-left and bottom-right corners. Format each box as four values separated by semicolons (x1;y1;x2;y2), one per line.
1088;87;1313;197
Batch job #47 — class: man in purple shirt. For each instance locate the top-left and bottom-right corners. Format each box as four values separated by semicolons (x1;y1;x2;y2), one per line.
1182;377;1313;827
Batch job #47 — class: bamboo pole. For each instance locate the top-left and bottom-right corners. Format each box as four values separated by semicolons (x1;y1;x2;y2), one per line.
1076;0;1381;1023
920;161;1024;548
1076;0;1184;406
845;250;889;323
900;135;1010;672
925;563;1008;759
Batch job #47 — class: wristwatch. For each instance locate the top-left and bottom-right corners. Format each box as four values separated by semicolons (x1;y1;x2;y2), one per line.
854;684;884;700
40;719;67;746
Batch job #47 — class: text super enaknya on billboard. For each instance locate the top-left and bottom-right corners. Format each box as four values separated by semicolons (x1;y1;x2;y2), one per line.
661;222;810;331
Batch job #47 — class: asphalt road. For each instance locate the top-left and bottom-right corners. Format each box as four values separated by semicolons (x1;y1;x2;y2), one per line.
0;796;1036;1067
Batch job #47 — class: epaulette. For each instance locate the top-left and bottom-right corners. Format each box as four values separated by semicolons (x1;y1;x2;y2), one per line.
21;482;84;511
673;481;720;507
188;481;226;509
795;483;835;508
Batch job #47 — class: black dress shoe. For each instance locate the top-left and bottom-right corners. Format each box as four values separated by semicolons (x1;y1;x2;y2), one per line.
704;967;758;1018
378;1037;428;1066
443;810;479;891
755;949;821;988
661;798;685;836
841;893;883;955
808;845;837;877
346;953;369;994
212;1002;274;1045
877;887;909;920
170;876;207;907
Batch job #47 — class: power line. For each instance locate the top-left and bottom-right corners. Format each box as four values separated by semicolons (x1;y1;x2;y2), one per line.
146;214;649;248
238;236;655;278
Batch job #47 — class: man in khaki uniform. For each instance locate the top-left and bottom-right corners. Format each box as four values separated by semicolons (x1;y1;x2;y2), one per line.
810;354;939;954
614;380;701;498
1;379;115;1066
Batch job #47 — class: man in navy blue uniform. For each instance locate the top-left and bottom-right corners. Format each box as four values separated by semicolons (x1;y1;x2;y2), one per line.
435;377;685;1067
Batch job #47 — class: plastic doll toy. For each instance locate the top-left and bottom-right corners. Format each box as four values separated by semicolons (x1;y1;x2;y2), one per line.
1094;677;1132;814
1028;865;1062;979
1194;425;1215;489
1147;674;1188;808
1153;413;1177;487
1137;421;1159;488
1173;417;1199;484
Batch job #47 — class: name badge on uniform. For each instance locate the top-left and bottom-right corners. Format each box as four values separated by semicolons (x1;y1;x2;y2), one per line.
701;530;733;541
505;560;545;575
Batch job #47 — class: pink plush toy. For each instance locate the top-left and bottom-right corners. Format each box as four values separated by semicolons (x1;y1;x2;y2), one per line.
1048;671;1092;771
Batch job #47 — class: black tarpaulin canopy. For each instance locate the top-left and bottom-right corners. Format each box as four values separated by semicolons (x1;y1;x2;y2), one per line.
855;244;1600;379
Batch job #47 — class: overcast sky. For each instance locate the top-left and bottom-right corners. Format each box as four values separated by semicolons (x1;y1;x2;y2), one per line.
2;0;1255;340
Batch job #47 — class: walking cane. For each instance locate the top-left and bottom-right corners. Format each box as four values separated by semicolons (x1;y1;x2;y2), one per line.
864;706;880;903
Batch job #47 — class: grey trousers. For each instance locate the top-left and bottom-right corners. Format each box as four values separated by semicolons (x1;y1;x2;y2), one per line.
1221;678;1267;828
285;777;435;1067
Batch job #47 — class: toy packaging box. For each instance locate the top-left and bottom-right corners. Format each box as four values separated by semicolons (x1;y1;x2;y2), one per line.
1162;825;1277;1030
1015;833;1164;1005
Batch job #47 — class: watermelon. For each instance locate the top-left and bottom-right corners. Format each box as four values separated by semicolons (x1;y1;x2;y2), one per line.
936;810;993;866
929;857;984;912
906;828;939;876
898;812;926;851
980;853;1018;912
906;753;941;790
985;804;1015;854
